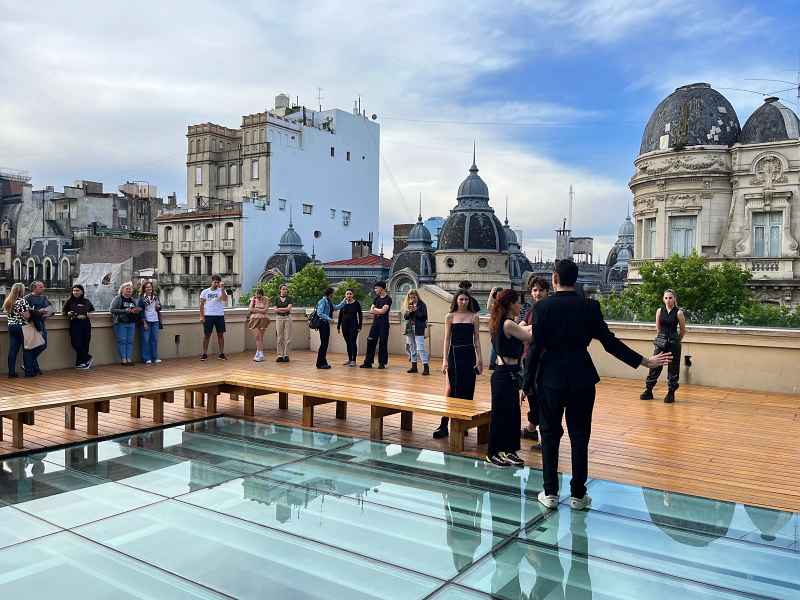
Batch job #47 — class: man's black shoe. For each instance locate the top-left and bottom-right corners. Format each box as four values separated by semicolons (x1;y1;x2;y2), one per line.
640;389;653;400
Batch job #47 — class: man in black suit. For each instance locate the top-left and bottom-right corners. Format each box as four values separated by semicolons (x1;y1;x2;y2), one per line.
530;259;671;511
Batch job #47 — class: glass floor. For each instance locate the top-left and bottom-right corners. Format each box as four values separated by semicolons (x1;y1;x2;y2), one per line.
0;416;797;599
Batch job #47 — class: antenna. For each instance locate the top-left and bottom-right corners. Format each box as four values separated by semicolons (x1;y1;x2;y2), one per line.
504;195;509;225
472;140;476;166
289;203;293;228
418;192;423;221
317;87;323;112
568;185;574;230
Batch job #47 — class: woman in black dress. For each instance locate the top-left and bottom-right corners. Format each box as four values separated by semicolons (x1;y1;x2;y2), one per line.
487;289;532;467
434;288;482;439
640;289;686;403
336;288;363;366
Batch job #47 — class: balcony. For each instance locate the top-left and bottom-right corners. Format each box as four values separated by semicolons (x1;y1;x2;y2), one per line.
161;242;174;252
196;240;214;251
44;279;72;290
744;257;795;280
178;241;192;252
158;273;240;287
222;239;235;250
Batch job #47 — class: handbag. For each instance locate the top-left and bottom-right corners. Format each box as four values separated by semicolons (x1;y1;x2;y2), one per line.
22;323;45;350
492;332;525;389
307;309;321;330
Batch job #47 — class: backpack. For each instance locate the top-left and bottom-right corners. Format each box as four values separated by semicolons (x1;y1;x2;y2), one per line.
307;309;322;330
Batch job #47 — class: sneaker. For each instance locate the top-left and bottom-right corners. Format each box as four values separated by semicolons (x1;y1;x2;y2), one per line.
145;360;152;365
664;390;675;404
283;356;290;362
348;361;356;367
569;494;592;511
537;491;559;509
317;364;332;369
343;360;353;366
85;358;94;369
640;389;653;400
253;353;261;362
200;354;208;361
500;452;525;467
521;427;539;441
218;354;227;360
276;356;285;363
154;359;162;364
485;454;511;467
360;364;372;369
378;364;386;369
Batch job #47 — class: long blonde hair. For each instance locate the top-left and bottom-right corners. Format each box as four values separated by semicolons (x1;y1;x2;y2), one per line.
3;282;25;313
402;289;419;312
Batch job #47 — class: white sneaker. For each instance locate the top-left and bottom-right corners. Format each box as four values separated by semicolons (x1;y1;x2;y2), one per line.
154;359;162;364
145;360;152;365
253;353;260;362
569;494;592;511
537;491;559;509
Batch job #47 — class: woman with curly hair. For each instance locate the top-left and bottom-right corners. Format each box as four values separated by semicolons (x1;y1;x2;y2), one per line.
487;288;532;467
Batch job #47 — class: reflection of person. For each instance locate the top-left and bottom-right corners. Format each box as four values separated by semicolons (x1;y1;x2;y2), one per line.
744;504;794;543
435;287;482;439
525;509;565;599
530;259;671;510
64;284;95;369
360;281;392;369
442;487;484;574
641;289;686;404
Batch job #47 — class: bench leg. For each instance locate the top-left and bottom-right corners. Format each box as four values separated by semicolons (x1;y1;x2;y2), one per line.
278;392;288;410
244;390;255;417
65;405;76;429
184;389;194;408
335;401;347;420
152;394;165;424
86;404;100;436
400;411;413;431
131;395;141;418
449;421;465;453
207;391;217;413
0;416;3;441
302;397;315;428
11;415;24;449
195;390;205;407
477;422;490;445
370;406;384;440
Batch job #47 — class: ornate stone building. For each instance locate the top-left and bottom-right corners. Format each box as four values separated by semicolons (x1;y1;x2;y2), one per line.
604;215;635;292
629;83;800;307
259;216;312;283
388;212;436;303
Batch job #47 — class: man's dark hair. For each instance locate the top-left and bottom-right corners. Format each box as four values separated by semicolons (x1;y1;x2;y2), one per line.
211;274;222;282
324;287;335;297
345;288;355;294
374;281;387;290
530;276;550;291
554;259;579;287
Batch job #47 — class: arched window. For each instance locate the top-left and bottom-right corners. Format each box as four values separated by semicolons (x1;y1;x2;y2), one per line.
60;258;71;281
26;258;36;281
206;224;214;241
43;259;53;283
13;258;22;281
218;166;226;185
183;225;191;241
229;164;237;185
225;222;235;240
0;220;10;241
164;226;173;242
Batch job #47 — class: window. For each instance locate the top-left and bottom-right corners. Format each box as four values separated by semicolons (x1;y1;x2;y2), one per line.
164;226;173;242
218;166;226;185
165;256;173;274
251;159;259;180
330;209;336;219
194;256;201;275
753;212;782;258
279;198;287;211
230;164;237;185
225;222;234;240
253;129;259;144
669;215;696;257
205;256;213;275
330;146;335;157
189;140;194;154
182;256;190;274
194;225;202;241
346;151;351;161
206;224;214;241
342;210;351;226
302;203;313;215
225;255;234;274
244;132;250;145
640;218;656;258
183;225;191;242
195;166;202;186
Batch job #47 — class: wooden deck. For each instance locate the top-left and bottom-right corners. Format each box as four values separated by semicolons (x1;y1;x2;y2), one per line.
1;350;798;512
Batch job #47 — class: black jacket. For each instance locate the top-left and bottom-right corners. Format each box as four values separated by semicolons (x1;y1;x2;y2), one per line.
403;299;428;336
528;290;642;391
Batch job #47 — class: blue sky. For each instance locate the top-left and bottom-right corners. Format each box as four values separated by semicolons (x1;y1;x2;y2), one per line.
1;0;798;260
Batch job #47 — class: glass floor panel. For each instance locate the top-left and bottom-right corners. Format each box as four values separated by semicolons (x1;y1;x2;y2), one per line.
0;416;796;599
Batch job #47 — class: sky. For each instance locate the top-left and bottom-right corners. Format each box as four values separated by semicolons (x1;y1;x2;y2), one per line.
2;0;799;261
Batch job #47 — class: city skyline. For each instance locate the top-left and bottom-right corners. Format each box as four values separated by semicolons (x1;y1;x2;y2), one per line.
2;0;798;261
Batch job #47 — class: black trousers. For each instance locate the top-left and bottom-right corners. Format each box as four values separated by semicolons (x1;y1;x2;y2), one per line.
646;338;681;391
488;366;522;456
538;385;595;498
69;320;92;366
316;321;330;367
342;326;359;362
526;389;539;426
363;320;389;366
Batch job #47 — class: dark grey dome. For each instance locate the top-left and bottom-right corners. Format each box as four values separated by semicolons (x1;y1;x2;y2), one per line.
407;215;432;245
263;219;311;277
740;97;800;144
438;159;506;252
503;221;519;248
640;83;740;155
391;214;435;281
618;216;634;237
279;223;303;248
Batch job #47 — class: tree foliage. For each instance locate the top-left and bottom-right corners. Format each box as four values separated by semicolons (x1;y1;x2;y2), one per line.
287;264;329;307
331;277;366;304
598;253;799;327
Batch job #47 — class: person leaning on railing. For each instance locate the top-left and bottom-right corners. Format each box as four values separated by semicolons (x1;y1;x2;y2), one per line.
24;280;54;375
63;284;95;370
4;282;34;378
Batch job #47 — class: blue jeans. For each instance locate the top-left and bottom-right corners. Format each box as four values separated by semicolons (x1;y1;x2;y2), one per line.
113;323;136;360
7;324;35;376
406;334;429;364
141;321;160;362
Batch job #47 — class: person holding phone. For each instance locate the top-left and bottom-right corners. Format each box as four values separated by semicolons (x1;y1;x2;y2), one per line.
200;274;228;361
110;282;141;366
63;284;95;369
434;285;482;439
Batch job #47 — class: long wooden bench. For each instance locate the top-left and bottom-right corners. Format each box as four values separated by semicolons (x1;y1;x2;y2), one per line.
1;370;491;453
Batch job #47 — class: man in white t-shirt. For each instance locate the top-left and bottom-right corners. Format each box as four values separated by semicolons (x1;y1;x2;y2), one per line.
199;274;228;361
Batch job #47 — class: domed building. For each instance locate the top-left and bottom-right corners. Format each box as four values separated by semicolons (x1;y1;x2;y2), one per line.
504;217;532;287
605;215;635;292
259;216;312;282
388;212;436;302
630;84;800;307
434;154;511;301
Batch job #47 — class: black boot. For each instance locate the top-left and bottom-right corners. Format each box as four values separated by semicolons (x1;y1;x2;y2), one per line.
433;417;449;439
664;390;675;404
422;364;430;376
407;362;418;374
640;388;654;400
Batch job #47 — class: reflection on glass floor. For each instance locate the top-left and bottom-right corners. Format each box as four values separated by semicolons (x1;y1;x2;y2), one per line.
0;416;797;599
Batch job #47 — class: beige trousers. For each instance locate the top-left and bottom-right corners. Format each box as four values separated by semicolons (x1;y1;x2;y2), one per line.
276;317;292;357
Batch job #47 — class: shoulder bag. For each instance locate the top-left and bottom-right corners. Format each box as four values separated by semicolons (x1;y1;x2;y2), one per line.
22;323;45;350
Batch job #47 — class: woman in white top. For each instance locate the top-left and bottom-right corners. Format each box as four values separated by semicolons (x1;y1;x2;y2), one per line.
137;281;162;364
